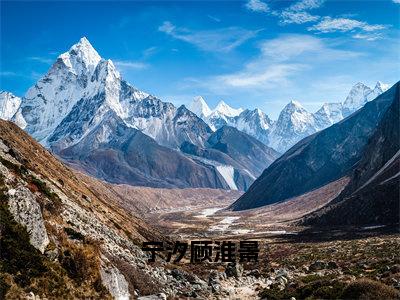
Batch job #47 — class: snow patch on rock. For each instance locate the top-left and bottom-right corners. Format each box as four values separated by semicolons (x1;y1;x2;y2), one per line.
216;165;237;190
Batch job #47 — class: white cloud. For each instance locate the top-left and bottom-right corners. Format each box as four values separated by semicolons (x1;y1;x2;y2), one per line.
215;64;304;88
158;21;175;34
195;35;361;91
393;0;400;4
0;71;19;77
309;17;386;33
114;60;148;70
280;11;320;24
289;0;325;11
142;46;158;58
352;33;383;41
158;21;259;52
258;34;361;61
207;15;221;22
245;0;269;13
27;56;53;64
280;0;323;24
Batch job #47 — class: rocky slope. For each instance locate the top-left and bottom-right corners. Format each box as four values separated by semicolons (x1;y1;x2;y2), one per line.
207;126;279;178
58;111;228;189
230;82;398;211
180;126;280;190
303;84;399;226
0;119;217;299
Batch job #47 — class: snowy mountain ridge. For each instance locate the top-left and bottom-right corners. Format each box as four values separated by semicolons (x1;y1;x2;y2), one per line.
0;37;280;190
0;37;389;161
0;91;21;121
188;81;388;152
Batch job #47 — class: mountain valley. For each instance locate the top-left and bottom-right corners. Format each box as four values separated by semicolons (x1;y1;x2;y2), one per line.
0;37;399;300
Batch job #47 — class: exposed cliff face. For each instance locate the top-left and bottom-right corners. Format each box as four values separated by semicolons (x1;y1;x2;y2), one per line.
303;84;400;227
58;111;227;189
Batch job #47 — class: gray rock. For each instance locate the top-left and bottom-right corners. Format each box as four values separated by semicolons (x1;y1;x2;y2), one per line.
138;293;167;300
100;260;130;300
277;275;288;284
225;262;244;278
246;269;261;278
171;269;185;281
276;268;289;278
327;261;338;269
309;261;327;271
45;246;59;261
208;270;222;294
7;186;50;253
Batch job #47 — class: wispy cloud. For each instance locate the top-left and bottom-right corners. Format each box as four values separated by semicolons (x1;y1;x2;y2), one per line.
27;56;53;64
280;0;324;24
352;33;383;41
158;21;259;52
207;15;221;22
0;71;19;77
289;0;325;11
309;17;386;33
142;46;158;58
0;70;41;80
215;64;304;88
245;0;269;13
114;60;148;70
257;34;360;61
189;34;362;92
280;11;320;24
393;0;400;4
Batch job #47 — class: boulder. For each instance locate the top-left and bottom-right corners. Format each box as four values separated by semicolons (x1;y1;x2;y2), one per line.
225;262;244;278
7;186;50;253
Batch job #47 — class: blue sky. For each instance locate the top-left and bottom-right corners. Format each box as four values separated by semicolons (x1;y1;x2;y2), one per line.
1;0;399;118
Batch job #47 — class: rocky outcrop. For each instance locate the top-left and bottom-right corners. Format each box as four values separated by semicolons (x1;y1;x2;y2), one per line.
0;119;214;299
7;186;50;254
100;258;130;300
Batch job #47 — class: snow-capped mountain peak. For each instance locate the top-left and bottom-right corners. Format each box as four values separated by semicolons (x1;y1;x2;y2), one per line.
214;100;243;117
0;91;21;120
367;81;390;102
68;37;101;71
314;102;343;130
342;81;388;116
16;37;109;142
282;100;307;115
188;96;212;118
374;81;389;93
91;59;121;84
268;99;317;152
342;82;372;115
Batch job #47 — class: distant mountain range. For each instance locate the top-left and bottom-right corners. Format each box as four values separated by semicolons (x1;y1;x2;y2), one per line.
0;37;391;192
230;82;399;225
187;81;388;153
0;37;279;190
